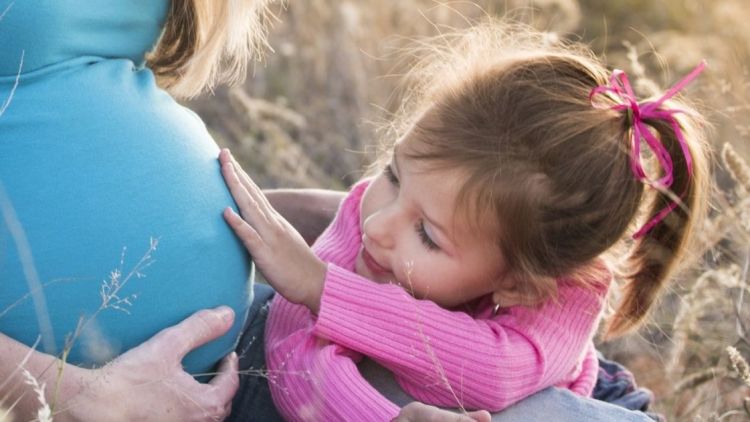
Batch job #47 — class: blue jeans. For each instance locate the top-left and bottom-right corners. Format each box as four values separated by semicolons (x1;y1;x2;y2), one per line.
227;283;282;422
229;284;652;421
486;387;652;421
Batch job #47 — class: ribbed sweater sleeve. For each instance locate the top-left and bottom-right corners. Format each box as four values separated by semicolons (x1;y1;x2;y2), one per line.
265;180;400;421
314;264;607;411
265;297;400;421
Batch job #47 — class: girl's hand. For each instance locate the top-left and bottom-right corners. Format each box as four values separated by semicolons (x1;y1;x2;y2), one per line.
219;149;327;314
61;307;239;422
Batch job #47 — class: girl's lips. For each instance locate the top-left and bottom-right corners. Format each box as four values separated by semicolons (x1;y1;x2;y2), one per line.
361;247;389;275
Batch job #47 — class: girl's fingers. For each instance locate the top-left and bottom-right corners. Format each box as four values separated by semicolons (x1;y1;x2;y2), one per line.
220;149;255;195
226;150;275;212
221;162;270;227
220;149;281;236
224;207;264;252
466;410;492;422
219;149;258;206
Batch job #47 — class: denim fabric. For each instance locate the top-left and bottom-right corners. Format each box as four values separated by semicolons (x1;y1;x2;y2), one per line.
592;353;664;421
228;283;284;422
487;387;652;422
362;357;653;422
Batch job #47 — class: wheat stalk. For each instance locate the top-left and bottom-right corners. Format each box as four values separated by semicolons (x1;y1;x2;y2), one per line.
722;143;750;193
20;369;52;422
727;346;750;387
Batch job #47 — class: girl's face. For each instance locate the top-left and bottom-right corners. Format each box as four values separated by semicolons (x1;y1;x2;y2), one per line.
356;140;507;308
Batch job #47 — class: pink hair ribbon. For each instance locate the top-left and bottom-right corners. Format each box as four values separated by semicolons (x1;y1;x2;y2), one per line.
589;60;706;239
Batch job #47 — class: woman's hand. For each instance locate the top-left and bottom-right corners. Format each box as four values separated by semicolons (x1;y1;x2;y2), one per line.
60;307;239;422
394;402;492;422
219;149;327;314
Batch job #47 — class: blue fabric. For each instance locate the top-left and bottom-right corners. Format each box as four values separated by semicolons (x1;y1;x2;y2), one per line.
0;1;252;376
489;387;652;421
593;353;664;421
362;355;654;421
229;283;284;422
0;0;167;75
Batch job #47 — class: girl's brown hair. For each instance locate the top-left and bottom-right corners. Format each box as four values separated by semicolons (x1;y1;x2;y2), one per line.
147;0;276;99
388;22;710;338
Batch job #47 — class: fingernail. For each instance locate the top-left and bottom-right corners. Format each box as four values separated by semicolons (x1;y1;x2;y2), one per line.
216;306;234;322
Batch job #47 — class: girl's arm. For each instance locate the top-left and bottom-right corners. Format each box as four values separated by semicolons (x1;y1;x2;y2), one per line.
313;265;607;412
0;307;239;422
264;296;401;422
247;170;402;420
220;150;328;310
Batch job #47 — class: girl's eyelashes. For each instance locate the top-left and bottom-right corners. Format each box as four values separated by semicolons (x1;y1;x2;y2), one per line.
384;164;399;186
416;220;440;251
384;163;438;251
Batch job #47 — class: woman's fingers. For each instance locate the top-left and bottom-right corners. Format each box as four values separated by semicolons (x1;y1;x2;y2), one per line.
150;306;235;361
208;351;240;413
68;307;241;422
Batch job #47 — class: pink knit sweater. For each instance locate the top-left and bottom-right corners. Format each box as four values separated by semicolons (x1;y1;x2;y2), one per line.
265;180;609;421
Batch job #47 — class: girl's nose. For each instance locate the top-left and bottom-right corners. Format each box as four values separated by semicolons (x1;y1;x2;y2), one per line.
362;208;398;250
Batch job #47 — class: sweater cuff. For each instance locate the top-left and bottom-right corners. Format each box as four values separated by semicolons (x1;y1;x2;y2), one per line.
316;263;356;341
315;263;392;345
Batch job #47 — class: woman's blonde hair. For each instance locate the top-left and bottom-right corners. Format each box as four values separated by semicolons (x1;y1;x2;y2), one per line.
147;0;277;99
385;21;711;338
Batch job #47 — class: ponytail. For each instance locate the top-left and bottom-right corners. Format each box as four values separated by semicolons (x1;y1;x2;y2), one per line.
605;102;710;338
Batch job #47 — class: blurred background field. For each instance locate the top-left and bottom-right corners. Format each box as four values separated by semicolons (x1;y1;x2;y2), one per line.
188;1;750;420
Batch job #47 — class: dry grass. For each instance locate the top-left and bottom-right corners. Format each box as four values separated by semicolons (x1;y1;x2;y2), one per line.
188;0;750;420
2;1;749;420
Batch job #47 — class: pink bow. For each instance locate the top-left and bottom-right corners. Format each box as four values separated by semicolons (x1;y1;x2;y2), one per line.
589;61;706;239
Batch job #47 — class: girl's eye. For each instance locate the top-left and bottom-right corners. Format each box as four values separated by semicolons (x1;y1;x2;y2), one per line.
416;220;440;251
384;165;399;186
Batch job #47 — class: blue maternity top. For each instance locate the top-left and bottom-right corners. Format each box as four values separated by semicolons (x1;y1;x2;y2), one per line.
0;0;252;375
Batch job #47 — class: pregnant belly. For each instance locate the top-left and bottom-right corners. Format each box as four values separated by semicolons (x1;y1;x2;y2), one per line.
0;58;252;376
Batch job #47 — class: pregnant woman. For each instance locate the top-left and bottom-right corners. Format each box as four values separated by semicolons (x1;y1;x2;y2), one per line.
0;1;265;420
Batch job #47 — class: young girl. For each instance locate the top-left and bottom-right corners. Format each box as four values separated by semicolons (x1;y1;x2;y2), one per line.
220;22;709;421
